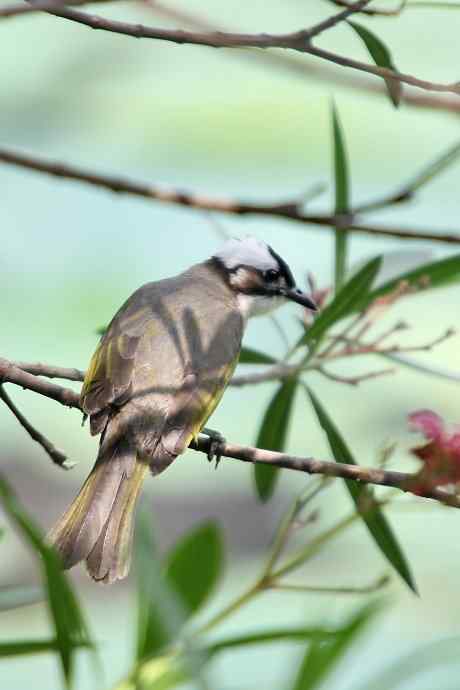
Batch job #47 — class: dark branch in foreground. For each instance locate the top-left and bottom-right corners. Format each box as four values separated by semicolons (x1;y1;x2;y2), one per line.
1;356;459;508
1;147;460;245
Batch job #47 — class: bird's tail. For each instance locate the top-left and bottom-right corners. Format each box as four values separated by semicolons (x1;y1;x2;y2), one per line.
48;439;148;584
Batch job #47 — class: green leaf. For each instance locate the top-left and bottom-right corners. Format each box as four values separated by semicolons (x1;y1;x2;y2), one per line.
254;378;298;502
238;347;277;365
0;585;43;612
297;256;382;349
0;474;92;687
348;21;401;107
362;253;460;310
306;388;416;593
136;514;223;662
332;102;350;291
0;639;89;658
166;521;223;616
292;604;377;690
136;511;183;661
208;626;335;656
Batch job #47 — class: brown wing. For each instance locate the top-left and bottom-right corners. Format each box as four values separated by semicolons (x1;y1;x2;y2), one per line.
152;308;243;464
80;299;153;435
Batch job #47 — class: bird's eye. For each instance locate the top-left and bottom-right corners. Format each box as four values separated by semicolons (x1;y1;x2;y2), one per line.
264;269;279;283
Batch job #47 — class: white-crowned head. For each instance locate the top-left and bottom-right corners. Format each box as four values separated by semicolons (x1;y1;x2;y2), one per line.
212;237;317;318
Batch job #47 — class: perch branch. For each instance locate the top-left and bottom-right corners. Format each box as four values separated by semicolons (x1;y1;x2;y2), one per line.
1;147;460;245
1;357;459;508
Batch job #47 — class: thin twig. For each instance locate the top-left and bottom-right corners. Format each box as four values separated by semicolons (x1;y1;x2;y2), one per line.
268;574;390;594
2;147;460;245
15;361;85;381
0;385;70;468
327;0;407;15
316;365;396;386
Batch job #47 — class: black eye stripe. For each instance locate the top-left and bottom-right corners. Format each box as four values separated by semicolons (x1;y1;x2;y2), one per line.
268;246;295;288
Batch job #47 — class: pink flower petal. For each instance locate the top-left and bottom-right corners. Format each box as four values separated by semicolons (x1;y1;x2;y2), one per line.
408;410;444;441
446;432;460;457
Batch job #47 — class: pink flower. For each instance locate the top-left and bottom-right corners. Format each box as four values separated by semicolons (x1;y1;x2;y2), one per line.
409;410;460;490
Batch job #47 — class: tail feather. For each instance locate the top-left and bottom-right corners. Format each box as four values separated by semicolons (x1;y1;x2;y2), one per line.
48;439;148;583
86;461;148;583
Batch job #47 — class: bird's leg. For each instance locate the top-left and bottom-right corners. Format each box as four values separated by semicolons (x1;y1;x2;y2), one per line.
200;427;226;469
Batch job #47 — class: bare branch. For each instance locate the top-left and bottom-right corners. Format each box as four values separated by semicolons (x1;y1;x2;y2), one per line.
268;574;390;594
12;0;459;97
0;358;80;408
303;0;374;40
2;147;460;246
316;365;396;386
327;0;407;16
15;361;85;382
0;385;70;468
3;357;460;507
0;0;88;19
191;436;460;508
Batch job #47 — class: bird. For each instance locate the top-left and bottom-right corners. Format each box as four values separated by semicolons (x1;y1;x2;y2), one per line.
48;237;317;584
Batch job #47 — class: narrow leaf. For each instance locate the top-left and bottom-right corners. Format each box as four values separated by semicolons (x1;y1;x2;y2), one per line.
0;474;91;687
292;604;377;690
136;514;223;662
348;21;401;106
208;627;335;656
306;389;416;593
332;102;350;291
135;511;184;661
0;639;89;658
362;253;460;310
297;256;382;349
166;521;223;616
254;378;298;501
238;347;277;365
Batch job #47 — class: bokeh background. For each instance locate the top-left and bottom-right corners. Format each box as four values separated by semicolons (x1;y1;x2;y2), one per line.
2;1;460;688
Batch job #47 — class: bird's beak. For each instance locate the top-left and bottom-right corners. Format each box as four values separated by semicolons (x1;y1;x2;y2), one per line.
280;287;318;311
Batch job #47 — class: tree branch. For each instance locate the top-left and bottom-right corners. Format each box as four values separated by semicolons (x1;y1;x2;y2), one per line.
2;147;460;246
0;385;70;468
191;436;460;508
0;0;87;19
1;356;459;508
144;0;460;117
10;0;458;96
0;358;80;408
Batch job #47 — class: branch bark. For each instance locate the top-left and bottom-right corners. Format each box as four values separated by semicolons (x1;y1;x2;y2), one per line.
1;356;459;508
1;147;460;246
6;0;458;97
0;385;70;467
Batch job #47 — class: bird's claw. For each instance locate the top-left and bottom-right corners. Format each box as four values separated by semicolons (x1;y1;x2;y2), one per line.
201;427;226;469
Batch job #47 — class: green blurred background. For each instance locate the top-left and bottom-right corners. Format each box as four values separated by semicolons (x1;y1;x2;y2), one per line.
2;1;460;688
